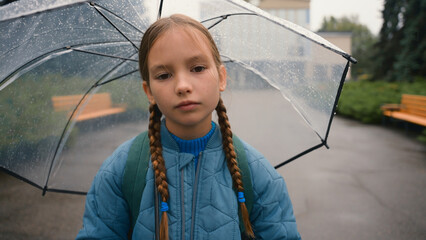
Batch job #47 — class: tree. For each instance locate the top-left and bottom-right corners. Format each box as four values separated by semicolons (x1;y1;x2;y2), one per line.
374;0;425;82
318;16;377;80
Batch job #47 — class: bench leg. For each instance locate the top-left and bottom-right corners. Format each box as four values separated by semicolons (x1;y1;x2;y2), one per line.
382;115;392;126
404;122;409;135
381;115;387;126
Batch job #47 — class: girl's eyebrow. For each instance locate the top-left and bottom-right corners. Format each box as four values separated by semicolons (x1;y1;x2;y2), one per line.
187;54;208;63
149;64;167;73
149;54;209;73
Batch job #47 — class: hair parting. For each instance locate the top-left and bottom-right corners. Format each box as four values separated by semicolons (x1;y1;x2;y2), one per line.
139;14;222;84
216;98;254;238
148;103;169;240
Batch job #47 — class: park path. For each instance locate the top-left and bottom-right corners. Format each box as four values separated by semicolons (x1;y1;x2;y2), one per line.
0;116;425;239
278;117;426;240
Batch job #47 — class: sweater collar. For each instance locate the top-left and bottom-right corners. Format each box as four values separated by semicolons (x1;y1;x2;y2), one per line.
170;122;216;155
160;119;223;152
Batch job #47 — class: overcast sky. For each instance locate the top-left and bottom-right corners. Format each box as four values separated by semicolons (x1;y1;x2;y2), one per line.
310;0;384;35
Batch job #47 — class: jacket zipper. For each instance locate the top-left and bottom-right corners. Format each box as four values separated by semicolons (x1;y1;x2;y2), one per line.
190;152;202;240
181;168;185;240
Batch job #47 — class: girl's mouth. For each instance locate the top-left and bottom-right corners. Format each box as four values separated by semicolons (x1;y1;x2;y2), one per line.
176;101;199;111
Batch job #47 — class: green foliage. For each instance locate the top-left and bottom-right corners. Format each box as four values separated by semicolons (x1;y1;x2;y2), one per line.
102;76;149;119
418;129;426;143
0;72;149;156
337;77;426;124
318;16;377;79
374;0;425;82
1;74;70;147
337;80;398;123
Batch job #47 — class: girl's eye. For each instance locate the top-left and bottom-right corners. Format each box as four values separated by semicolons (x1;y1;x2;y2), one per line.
191;66;206;73
155;73;171;80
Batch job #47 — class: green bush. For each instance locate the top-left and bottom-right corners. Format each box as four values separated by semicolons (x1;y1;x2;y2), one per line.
337;77;426;124
0;72;149;155
1;74;69;147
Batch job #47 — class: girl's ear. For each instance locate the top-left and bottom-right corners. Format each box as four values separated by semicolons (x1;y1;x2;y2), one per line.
219;65;227;92
142;81;155;105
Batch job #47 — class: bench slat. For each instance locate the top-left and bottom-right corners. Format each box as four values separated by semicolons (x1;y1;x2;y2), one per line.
402;109;426;118
74;107;126;121
387;112;426;127
52;93;126;122
382;94;426;127
401;94;426;101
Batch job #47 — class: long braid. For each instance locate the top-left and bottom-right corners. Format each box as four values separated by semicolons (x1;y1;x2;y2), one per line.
215;98;254;238
148;104;169;240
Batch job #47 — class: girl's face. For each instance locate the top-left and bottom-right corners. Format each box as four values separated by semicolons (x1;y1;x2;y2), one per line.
143;26;227;139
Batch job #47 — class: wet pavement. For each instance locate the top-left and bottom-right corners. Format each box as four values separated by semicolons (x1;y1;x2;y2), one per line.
0;116;425;239
278;117;426;239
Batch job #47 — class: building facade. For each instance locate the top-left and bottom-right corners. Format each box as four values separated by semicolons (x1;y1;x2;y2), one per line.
257;0;352;78
259;0;310;29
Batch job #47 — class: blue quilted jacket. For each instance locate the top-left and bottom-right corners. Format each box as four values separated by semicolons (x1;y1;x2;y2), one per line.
76;121;301;239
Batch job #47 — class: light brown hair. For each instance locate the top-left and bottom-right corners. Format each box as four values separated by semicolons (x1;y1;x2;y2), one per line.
138;14;254;239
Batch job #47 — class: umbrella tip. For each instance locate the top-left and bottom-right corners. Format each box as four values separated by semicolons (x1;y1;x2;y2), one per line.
324;142;330;149
349;56;358;64
321;139;330;149
343;54;357;64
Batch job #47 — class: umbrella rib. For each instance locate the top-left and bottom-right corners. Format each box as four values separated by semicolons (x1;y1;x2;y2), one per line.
222;54;328;144
89;2;139;51
0;48;70;91
220;54;281;90
42;86;94;195
0;167;44;192
43;51;138;195
0;39;138;62
46;188;87;195
93;51;139;86
274;142;325;169
202;13;257;23
323;61;351;144
0;42;138;90
157;0;164;19
202;13;257;30
222;0;356;62
0;1;87;21
72;48;138;62
90;2;145;34
222;56;330;167
96;69;139;87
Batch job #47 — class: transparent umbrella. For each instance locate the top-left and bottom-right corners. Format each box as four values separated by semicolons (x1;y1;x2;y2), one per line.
0;0;356;195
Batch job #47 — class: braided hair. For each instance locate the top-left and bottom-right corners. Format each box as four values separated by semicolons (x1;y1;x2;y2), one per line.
216;98;254;237
139;14;254;239
148;104;169;239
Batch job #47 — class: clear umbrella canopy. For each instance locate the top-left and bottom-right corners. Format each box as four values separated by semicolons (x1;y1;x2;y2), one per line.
0;0;355;194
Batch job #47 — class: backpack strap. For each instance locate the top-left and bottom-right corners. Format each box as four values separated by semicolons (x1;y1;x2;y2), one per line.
232;135;254;233
122;131;150;230
122;131;254;234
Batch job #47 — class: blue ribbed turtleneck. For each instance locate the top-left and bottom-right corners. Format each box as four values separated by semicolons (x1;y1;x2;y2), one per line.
170;122;216;168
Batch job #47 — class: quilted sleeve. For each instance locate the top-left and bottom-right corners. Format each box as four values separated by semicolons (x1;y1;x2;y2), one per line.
245;144;301;240
76;141;132;240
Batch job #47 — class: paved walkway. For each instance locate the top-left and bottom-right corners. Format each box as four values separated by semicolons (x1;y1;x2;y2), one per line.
0;116;425;239
278;117;426;239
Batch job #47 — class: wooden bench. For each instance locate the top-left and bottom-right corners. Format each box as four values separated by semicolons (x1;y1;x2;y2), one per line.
52;93;126;122
381;94;426;127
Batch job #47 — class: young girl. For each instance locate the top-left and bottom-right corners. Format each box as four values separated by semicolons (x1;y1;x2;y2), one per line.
76;14;301;240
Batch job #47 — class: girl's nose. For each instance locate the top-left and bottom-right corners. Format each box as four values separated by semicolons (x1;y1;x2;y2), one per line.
175;74;192;96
